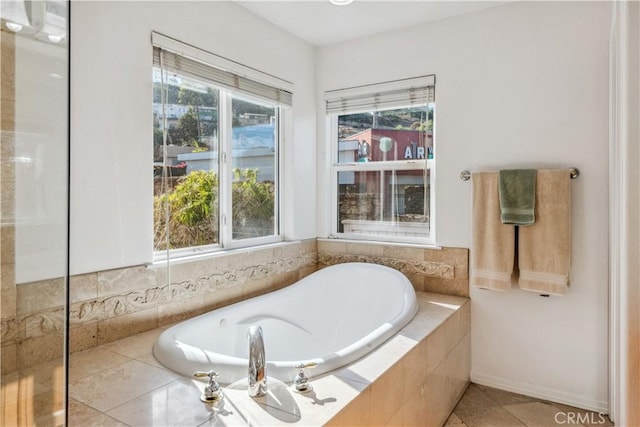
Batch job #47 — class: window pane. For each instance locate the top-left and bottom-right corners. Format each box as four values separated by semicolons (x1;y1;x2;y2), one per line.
337;106;433;163
338;169;430;237
231;96;278;240
153;67;220;250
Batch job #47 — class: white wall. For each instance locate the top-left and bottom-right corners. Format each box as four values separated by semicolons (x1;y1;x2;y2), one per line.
70;1;317;275
317;1;610;411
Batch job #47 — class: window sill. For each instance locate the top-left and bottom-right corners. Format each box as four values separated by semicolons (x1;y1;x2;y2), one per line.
148;239;298;269
319;236;441;250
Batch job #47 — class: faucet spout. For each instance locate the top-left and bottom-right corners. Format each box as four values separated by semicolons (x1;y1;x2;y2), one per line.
248;325;267;397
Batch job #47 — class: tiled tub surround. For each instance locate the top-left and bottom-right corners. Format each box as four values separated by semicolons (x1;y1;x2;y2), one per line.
0;239;318;372
317;239;469;298
2;239;469;375
0;240;468;425
63;292;470;426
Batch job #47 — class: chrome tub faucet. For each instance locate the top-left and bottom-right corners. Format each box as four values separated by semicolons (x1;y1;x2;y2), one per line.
248;325;267;397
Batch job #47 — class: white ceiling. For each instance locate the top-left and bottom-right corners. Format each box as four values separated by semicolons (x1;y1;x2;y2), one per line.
237;1;507;46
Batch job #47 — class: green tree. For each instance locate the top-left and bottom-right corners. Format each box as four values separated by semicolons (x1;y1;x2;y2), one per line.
410;120;433;131
153;114;164;146
153;83;180;104
153;168;275;248
169;170;218;226
232;168;274;238
172;108;200;146
154;170;219;249
232;98;274;117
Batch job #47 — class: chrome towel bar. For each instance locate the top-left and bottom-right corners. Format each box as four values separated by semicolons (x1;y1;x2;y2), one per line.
459;167;580;182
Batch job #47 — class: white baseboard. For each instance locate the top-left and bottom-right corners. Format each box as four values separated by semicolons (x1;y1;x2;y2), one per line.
470;371;609;414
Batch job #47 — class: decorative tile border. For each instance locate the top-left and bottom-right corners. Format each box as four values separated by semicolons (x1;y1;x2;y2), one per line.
1;309;64;343
1;251;317;347
317;252;455;279
70;252;316;324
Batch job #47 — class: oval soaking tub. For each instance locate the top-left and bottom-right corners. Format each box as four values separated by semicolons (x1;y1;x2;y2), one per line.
153;262;418;384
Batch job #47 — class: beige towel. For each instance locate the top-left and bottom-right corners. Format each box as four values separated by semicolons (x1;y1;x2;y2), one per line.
518;169;571;295
471;172;515;291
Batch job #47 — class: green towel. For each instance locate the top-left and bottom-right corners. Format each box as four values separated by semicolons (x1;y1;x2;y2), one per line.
498;169;536;225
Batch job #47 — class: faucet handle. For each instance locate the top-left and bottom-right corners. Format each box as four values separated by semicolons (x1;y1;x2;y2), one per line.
194;370;219;379
293;362;317;393
194;371;223;403
294;362;318;370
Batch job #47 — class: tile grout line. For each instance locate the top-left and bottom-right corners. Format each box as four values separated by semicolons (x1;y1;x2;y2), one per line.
102;377;188;423
69;359;181;416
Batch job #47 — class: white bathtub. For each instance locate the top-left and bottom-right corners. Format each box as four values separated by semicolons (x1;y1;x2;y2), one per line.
153;262;418;384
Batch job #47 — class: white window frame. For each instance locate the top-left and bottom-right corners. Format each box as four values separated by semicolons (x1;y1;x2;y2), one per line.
152;34;290;262
326;77;436;245
220;92;284;251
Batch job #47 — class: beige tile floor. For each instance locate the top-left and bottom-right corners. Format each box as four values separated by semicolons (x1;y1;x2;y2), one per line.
446;384;614;427
67;327;248;426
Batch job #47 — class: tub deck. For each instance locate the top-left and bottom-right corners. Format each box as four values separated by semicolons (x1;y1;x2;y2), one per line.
66;292;470;426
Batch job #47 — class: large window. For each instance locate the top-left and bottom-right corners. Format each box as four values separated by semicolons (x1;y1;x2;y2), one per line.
152;35;291;258
327;77;435;244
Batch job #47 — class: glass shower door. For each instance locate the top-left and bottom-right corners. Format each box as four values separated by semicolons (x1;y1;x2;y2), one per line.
1;1;69;425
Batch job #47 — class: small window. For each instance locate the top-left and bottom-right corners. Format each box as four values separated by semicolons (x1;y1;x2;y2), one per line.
152;35;290;259
326;77;435;244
